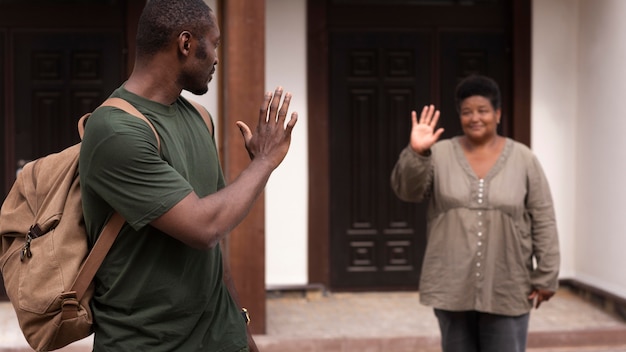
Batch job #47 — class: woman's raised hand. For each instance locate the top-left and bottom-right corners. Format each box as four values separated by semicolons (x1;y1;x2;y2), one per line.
409;105;444;155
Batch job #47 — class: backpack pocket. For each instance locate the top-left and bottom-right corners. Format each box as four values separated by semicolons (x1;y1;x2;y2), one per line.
17;229;66;314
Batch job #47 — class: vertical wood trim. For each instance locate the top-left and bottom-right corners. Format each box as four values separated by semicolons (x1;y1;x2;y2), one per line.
220;0;266;335
3;28;15;197
512;0;532;147
307;0;331;287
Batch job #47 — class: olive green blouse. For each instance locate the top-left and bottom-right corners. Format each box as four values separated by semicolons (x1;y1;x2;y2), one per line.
390;137;560;316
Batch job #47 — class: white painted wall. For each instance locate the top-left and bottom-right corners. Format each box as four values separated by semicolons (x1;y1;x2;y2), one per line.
531;0;578;279
264;0;309;286
575;0;626;298
533;0;626;299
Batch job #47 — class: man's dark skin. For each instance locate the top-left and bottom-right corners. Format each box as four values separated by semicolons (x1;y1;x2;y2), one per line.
123;9;297;351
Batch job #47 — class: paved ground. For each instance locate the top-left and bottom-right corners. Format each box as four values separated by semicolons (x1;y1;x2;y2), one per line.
255;287;626;351
1;286;625;351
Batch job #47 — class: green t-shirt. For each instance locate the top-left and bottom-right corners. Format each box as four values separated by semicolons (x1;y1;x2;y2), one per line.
79;86;247;352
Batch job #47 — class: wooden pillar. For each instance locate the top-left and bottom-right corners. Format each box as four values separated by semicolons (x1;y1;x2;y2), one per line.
307;0;330;288
512;0;532;147
218;0;266;334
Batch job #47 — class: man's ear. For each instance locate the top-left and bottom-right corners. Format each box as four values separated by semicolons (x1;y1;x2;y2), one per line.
178;31;192;53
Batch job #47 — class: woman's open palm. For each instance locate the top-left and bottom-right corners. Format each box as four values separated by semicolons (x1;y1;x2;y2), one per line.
410;104;444;154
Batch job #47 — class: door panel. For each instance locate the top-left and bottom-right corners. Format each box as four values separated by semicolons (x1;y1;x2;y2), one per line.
328;16;512;291
438;30;512;139
1;1;132;198
0;2;133;301
329;32;431;289
13;30;123;170
309;0;524;291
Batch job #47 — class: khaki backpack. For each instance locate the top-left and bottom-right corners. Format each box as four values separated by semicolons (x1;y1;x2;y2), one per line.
0;97;176;351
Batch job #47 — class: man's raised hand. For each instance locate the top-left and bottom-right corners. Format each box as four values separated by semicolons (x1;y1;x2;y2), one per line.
236;86;298;168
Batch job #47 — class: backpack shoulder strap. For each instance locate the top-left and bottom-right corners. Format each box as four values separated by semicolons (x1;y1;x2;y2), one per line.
187;99;215;137
71;97;162;300
70;212;125;301
77;97;161;151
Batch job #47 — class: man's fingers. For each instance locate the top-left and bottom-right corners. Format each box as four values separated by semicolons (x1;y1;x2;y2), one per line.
268;87;283;123
276;92;292;124
259;91;272;125
285;112;298;133
260;87;292;125
236;121;252;142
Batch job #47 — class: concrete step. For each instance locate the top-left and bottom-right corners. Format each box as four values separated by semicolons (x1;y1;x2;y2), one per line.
252;328;626;352
2;325;626;352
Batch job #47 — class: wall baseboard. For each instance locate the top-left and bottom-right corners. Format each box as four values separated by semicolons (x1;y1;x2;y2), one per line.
560;278;626;321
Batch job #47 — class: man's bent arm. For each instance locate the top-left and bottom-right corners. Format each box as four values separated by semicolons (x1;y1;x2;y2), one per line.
152;159;273;249
151;88;297;250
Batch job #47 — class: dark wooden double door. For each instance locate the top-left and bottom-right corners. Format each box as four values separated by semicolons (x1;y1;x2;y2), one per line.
0;0;140;299
327;0;516;290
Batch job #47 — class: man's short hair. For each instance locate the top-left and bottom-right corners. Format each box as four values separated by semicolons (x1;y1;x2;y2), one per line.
136;0;214;58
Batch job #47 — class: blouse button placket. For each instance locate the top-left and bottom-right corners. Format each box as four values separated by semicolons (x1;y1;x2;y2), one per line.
475;179;486;281
477;178;485;204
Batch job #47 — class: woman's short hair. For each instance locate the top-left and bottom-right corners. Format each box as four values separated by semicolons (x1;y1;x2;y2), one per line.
136;0;214;59
454;74;501;112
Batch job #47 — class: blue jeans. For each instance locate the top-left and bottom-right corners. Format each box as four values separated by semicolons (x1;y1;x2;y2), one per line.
434;309;530;352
